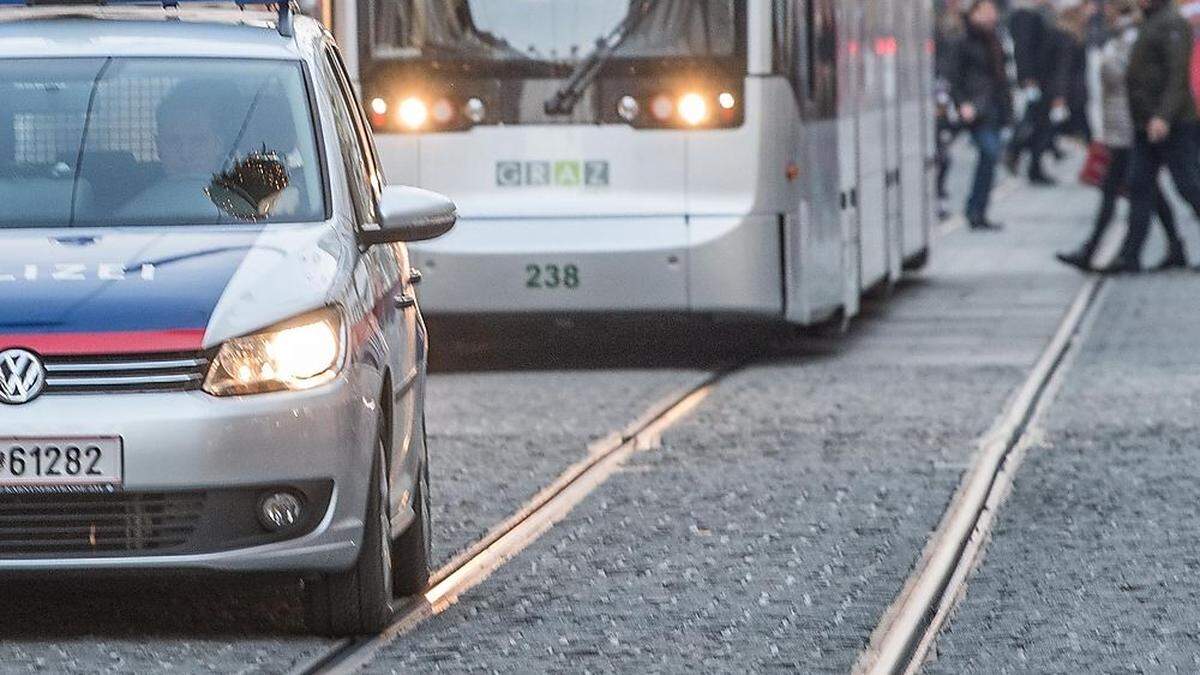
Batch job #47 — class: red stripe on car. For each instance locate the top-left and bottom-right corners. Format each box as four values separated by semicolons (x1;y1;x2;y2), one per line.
0;329;207;355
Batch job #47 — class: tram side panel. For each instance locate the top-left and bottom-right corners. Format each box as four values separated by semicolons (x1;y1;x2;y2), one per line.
919;0;939;249
898;0;931;264
834;0;864;319
877;0;904;284
857;0;889;291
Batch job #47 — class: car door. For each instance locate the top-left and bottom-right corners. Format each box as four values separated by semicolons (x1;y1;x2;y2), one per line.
321;42;421;518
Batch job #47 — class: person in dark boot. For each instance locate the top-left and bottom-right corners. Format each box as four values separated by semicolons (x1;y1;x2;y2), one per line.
1058;0;1185;272
1006;0;1061;185
1101;0;1199;273
947;0;1012;230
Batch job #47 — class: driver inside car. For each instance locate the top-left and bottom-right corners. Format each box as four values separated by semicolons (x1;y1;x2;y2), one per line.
120;80;301;221
118;82;230;220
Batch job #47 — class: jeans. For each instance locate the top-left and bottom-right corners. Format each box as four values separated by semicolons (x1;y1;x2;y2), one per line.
1121;125;1200;264
1083;146;1179;257
966;125;1003;222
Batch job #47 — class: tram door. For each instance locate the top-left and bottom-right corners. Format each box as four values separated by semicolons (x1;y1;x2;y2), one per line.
856;0;888;290
898;0;930;262
835;0;862;318
877;0;904;283
781;0;844;323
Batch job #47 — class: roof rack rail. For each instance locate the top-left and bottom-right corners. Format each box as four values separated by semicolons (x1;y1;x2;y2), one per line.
0;0;296;37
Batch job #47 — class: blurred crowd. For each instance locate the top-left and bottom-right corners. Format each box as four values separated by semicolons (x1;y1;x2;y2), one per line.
936;0;1200;273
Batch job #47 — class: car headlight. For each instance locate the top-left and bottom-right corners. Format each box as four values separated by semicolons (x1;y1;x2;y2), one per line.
203;307;344;396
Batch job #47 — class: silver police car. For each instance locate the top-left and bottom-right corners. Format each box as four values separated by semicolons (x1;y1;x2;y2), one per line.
0;0;454;635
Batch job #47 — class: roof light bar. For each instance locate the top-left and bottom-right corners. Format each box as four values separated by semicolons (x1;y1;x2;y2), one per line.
0;0;296;37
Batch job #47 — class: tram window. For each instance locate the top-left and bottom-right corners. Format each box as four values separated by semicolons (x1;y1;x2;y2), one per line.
773;0;836;116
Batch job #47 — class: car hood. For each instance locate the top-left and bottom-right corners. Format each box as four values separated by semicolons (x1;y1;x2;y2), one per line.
0;224;354;355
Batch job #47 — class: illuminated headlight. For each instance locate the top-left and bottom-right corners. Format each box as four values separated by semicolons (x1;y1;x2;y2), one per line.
203;307;344;396
398;97;429;130
678;92;709;126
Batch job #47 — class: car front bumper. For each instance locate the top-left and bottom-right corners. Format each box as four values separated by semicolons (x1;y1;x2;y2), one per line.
0;375;377;574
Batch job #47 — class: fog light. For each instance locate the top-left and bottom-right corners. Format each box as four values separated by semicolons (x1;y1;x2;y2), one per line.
258;491;304;531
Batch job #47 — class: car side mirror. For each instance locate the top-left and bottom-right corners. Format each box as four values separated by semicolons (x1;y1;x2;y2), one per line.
360;185;457;246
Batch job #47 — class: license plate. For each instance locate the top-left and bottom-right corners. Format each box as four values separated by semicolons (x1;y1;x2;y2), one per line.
0;437;123;489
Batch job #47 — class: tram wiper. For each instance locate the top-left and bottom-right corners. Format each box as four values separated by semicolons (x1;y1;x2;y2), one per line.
544;0;654;116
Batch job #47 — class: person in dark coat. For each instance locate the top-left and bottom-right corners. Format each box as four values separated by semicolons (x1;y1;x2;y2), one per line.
1057;0;1185;271
935;1;965;212
1006;0;1062;184
947;0;1012;230
1055;3;1096;143
1102;0;1200;272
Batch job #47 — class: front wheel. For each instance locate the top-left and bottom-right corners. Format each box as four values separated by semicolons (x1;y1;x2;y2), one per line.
391;414;431;596
303;436;395;636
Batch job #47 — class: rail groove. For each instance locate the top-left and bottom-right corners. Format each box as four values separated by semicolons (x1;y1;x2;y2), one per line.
290;366;739;675
854;276;1107;675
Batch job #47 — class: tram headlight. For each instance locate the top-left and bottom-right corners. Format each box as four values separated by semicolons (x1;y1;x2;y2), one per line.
464;97;487;123
650;94;675;123
718;91;736;110
398;97;429;130
678;92;709;126
617;95;641;122
431;97;456;125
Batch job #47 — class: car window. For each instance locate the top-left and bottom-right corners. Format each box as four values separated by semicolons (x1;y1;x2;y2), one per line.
319;47;377;225
325;46;386;195
0;58;326;227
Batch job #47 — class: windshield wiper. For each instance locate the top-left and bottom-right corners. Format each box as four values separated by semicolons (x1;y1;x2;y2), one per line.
544;0;654;116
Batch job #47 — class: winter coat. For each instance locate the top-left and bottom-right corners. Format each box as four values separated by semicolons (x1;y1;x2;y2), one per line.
1127;3;1198;128
947;23;1013;128
1101;28;1138;148
1009;6;1060;93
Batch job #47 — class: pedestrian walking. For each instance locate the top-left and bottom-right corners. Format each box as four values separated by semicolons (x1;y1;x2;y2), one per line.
947;0;1012;230
1055;3;1096;143
935;0;966;217
1101;0;1200;273
1006;0;1062;185
1057;0;1185;272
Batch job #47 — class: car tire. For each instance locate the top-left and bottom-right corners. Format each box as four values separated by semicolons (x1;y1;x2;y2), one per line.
303;432;395;637
391;414;431;596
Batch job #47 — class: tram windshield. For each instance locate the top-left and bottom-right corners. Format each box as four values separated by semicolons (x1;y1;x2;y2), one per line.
369;0;740;67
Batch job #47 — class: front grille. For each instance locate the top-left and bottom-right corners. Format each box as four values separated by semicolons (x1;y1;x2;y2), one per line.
0;482;333;559
43;351;210;394
0;491;205;556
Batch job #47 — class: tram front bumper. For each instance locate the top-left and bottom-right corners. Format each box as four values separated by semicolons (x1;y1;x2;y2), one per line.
409;214;782;316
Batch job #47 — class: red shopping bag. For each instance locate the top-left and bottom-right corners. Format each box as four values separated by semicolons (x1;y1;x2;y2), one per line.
1079;142;1111;188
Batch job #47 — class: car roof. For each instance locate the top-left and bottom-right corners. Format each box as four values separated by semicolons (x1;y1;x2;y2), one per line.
0;8;319;59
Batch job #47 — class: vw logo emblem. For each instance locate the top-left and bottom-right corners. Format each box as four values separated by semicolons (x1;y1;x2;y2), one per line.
0;349;46;405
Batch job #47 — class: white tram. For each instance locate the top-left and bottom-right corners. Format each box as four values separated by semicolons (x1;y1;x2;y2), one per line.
325;0;936;325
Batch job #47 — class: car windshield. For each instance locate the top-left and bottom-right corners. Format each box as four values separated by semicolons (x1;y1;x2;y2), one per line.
0;58;326;228
369;0;738;66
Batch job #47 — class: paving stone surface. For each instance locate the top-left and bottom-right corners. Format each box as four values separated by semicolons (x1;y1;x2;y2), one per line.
927;272;1200;674
362;158;1093;673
